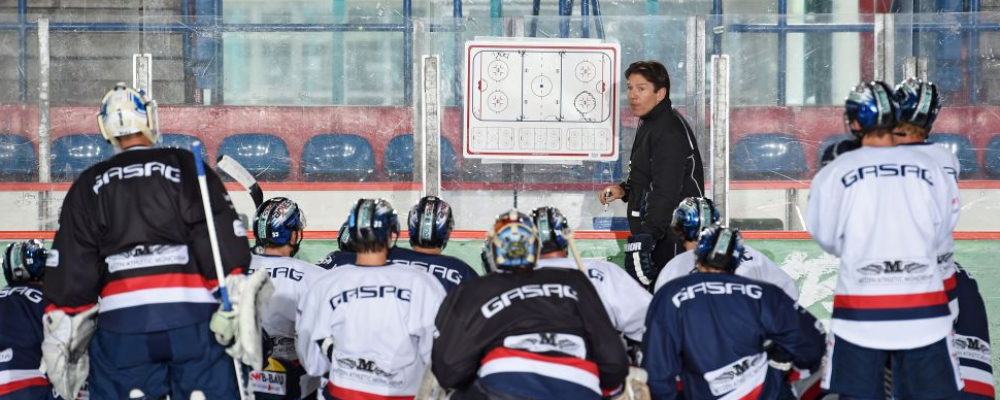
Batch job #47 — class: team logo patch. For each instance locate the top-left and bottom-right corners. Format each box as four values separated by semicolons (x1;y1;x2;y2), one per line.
703;352;768;396
855;259;934;286
504;333;586;359
336;358;399;378
105;244;189;273
954;334;992;364
249;370;287;396
0;348;12;363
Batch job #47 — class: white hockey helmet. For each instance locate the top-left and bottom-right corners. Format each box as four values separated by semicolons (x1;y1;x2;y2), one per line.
96;82;160;148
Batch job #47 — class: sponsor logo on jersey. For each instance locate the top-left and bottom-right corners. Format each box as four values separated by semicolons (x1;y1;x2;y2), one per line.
503;333;587;359
249;370;287;396
390;259;463;285
704;352;767;396
481;284;579;318
587;268;605;282
0;348;12;363
92;161;181;194
840;164;933;188
671;281;763;307
854;259;934;286
105;244;189;273
336;358;399;378
249;266;304;281
0;286;44;303
954;334;992;364
328;285;411;311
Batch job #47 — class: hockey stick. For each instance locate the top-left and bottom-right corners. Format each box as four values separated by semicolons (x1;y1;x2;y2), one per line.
217;155;264;209
192;142;250;400
562;227;588;274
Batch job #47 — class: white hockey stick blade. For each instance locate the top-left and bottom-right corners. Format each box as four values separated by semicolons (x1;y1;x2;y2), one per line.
217;155;264;209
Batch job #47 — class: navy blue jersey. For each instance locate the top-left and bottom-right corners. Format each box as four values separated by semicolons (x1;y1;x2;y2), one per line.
643;273;825;400
952;265;994;400
316;247;478;292
0;284;56;399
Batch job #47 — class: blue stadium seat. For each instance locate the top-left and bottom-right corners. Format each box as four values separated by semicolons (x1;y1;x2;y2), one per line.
985;136;1000;178
731;133;808;180
816;134;854;169
0;134;37;181
159;134;210;162
51;134;113;181
930;133;978;177
218;134;290;181
383;135;457;180
302;134;375;181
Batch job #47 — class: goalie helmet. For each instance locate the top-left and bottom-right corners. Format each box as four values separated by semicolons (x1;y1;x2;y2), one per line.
253;197;306;256
531;206;569;254
484;210;540;273
347;198;400;249
670;197;720;242
844;81;899;139
694;225;745;273
3;240;48;284
894;78;941;131
97;83;160;148
408;196;455;250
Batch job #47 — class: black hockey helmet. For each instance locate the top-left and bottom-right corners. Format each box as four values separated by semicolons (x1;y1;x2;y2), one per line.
408;196;455;250
694;225;745;273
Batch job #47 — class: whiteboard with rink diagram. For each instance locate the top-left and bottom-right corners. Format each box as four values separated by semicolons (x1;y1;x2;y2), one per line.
464;39;621;161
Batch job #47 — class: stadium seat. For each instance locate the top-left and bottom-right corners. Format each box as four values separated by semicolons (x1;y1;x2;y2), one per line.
383;135;458;180
985;136;1000;178
302;134;376;181
731;133;808;180
0;134;37;181
159;134;210;162
930;133;978;177
217;134;290;181
815;134;854;169
51;134;113;181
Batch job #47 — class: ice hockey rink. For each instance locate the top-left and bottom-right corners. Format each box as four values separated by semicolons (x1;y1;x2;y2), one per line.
1;0;999;394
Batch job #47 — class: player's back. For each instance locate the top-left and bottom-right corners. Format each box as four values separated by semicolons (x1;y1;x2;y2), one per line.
807;145;957;349
296;263;445;398
247;254;327;341
387;247;478;292
0;285;52;399
646;273;824;400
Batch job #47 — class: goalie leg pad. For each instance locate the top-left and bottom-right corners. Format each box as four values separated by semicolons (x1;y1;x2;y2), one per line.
41;306;99;400
239;267;275;370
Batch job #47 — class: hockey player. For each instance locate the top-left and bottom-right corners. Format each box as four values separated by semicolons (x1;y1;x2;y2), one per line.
241;197;326;399
653;197;799;300
950;265;995;399
806;81;962;399
1;240;59;399
315;220;355;270
433;210;630;400
43;83;251;399
316;196;478;292
643;226;826;400
892;78;963;318
530;206;651;343
819;139;861;168
296;198;446;399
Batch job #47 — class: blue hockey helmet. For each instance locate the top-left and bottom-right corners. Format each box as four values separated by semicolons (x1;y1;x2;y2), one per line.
694;225;745;273
3;240;48;284
408;196;455;250
531;206;569;254
894;78;941;132
670;197;720;242
254;197;306;255
347;198;400;250
485;210;540;273
844;81;899;139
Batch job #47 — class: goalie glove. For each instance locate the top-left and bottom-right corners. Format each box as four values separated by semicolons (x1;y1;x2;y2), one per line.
210;274;247;360
239;267;275;370
624;234;657;286
41;305;99;400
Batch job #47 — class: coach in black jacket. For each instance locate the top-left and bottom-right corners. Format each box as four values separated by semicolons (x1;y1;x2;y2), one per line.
600;61;704;287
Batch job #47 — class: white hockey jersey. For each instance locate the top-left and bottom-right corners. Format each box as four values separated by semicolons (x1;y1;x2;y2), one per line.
535;257;652;342
806;146;960;350
903;141;962;318
653;246;799;301
295;263;446;399
247;255;328;351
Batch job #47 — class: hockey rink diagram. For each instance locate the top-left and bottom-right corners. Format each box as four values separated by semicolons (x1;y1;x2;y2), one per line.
465;40;620;160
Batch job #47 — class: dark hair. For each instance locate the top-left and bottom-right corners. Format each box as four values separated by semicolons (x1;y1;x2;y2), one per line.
625;61;670;94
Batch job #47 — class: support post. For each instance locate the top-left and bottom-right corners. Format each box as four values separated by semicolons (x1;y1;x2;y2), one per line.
37;19;53;230
710;54;730;224
133;53;153;96
874;13;894;83
421;55;442;197
686;16;707;174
